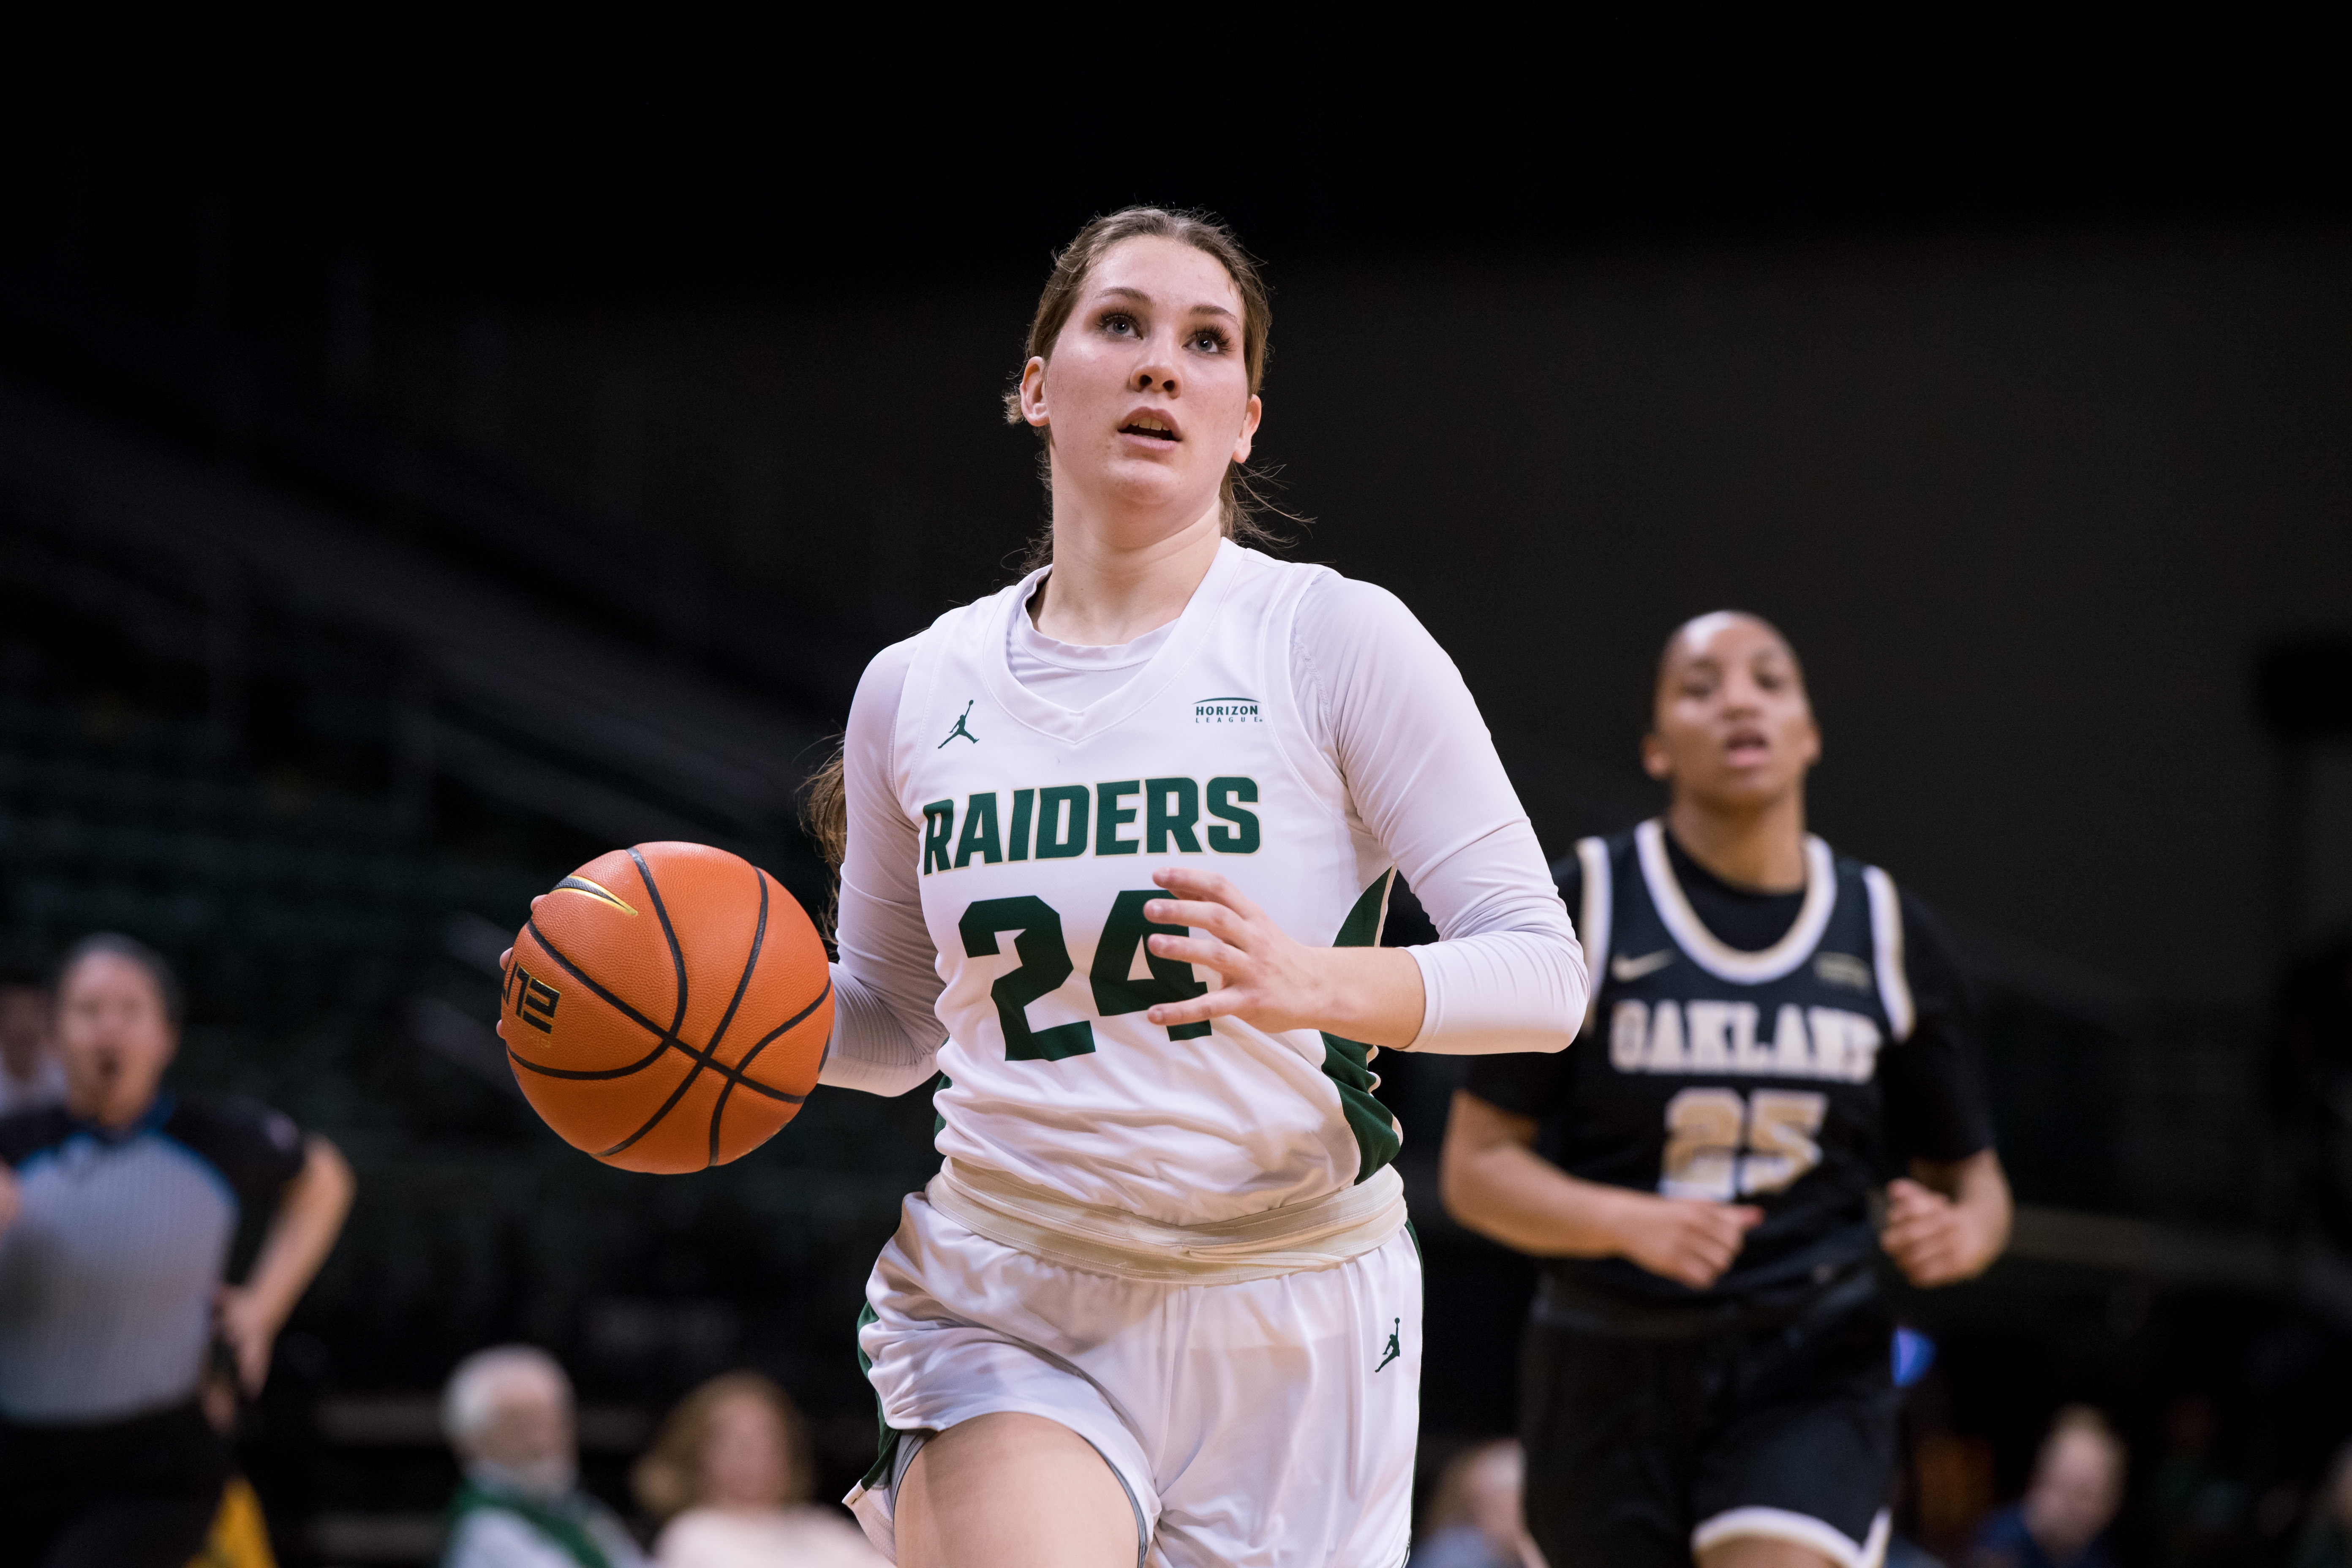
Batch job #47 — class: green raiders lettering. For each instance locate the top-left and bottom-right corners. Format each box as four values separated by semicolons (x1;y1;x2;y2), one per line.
923;776;1260;875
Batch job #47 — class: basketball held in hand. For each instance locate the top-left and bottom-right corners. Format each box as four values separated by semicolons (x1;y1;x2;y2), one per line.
498;842;833;1173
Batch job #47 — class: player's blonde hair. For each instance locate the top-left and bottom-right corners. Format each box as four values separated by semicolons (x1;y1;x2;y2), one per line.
1007;205;1288;564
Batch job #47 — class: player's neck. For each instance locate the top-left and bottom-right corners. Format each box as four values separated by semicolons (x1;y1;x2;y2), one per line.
1032;502;1222;648
1664;792;1809;893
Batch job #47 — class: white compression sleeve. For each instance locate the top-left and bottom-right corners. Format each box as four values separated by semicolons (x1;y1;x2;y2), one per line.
819;638;950;1097
1293;574;1588;1054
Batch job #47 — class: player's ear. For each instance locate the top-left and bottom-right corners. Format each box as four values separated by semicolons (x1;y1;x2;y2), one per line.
1641;732;1673;782
1230;393;1262;464
1797;715;1823;771
1018;357;1051;429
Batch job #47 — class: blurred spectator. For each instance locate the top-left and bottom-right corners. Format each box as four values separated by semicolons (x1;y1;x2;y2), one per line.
633;1370;883;1568
0;976;62;1113
2292;1442;2352;1568
0;934;352;1568
1966;1406;2126;1568
442;1345;648;1568
1408;1439;1545;1568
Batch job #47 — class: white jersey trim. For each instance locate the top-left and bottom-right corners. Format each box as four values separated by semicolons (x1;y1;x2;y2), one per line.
1574;836;1612;1031
925;1158;1408;1285
1862;865;1916;1043
1693;1505;1889;1568
1634;819;1837;985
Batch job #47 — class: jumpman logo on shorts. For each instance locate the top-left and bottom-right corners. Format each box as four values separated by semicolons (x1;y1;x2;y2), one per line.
938;700;980;748
1375;1318;1401;1373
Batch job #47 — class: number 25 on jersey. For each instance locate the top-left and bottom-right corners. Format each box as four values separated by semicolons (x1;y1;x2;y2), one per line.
1659;1087;1827;1200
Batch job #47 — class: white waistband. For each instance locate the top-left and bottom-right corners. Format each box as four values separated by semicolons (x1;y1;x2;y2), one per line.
923;1159;1409;1285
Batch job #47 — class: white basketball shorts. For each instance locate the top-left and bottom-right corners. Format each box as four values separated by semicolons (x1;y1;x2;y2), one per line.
845;1190;1422;1568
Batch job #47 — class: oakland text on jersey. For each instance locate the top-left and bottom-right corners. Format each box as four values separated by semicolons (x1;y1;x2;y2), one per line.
1606;998;1884;1084
920;776;1263;874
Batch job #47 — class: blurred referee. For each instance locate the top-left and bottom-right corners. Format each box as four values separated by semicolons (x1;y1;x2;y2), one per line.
0;934;354;1567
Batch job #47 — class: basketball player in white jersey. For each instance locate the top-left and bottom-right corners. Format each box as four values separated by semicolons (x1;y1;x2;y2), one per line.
804;207;1587;1568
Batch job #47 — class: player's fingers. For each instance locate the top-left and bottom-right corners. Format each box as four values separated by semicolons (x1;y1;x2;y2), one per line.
1682;1247;1735;1287
1685;1223;1743;1270
1153;866;1264;922
1146;934;1247;977
1879;1222;1937;1262
1144;898;1251;946
1151;986;1247;1025
1886;1209;1957;1250
1885;1181;1941;1219
1902;1248;1960;1287
1891;1229;1960;1280
1651;1241;1711;1289
1146;927;1244;965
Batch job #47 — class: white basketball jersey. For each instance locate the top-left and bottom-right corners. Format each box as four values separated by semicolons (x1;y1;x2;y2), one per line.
890;541;1399;1225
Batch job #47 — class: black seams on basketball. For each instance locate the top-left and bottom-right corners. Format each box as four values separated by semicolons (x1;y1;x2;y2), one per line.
498;842;834;1173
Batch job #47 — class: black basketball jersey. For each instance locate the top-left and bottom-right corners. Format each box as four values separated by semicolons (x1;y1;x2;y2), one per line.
1464;819;1989;1328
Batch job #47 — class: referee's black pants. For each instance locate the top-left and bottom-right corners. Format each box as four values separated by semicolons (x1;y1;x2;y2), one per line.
0;1401;228;1568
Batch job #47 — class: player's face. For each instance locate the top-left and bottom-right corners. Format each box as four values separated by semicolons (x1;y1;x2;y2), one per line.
1643;614;1820;810
55;951;178;1127
1019;235;1261;538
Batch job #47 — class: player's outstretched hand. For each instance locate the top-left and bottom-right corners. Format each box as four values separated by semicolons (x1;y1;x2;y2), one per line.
1616;1194;1764;1291
1141;867;1426;1048
1881;1177;1999;1287
0;1165;19;1235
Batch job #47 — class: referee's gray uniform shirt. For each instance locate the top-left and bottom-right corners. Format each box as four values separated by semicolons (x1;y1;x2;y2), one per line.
0;1094;305;1423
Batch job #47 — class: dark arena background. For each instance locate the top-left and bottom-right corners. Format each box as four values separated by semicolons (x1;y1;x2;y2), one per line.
2;18;2349;1565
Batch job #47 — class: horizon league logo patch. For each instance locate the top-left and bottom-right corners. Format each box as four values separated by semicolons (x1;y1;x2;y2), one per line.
1194;695;1262;724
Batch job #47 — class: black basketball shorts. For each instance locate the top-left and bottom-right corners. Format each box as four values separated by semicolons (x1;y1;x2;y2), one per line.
1519;1288;1897;1568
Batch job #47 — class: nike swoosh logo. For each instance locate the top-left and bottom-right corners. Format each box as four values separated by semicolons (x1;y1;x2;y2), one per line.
1611;949;1676;982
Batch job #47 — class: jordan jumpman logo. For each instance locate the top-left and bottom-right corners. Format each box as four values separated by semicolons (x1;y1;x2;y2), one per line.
938;700;979;747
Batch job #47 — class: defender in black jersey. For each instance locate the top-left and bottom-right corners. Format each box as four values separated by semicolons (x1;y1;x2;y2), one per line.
1443;612;2011;1568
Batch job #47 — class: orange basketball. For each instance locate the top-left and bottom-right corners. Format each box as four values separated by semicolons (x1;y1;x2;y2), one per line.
495;842;833;1173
